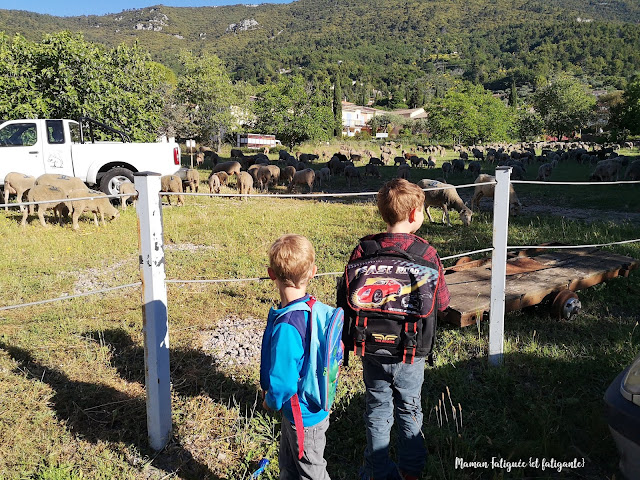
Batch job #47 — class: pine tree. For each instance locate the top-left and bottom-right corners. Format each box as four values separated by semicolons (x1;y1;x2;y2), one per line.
510;78;518;109
333;66;343;137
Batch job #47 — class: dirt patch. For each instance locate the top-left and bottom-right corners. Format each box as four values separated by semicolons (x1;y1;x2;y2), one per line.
518;196;640;224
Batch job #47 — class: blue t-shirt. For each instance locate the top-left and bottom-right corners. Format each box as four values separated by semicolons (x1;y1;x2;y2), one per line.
260;294;329;427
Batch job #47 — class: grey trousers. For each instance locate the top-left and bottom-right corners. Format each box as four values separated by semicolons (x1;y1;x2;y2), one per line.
279;415;331;480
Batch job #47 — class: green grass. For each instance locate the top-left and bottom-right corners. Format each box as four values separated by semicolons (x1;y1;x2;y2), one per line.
0;147;639;479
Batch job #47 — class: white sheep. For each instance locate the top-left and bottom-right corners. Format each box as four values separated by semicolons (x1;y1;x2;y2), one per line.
416;179;473;227
67;189;120;231
3;172;35;212
176;168;200;193
208;173;221;195
236;171;254;198
21;184;69;227
471;174;521;214
118;181;138;210
160;175;185;206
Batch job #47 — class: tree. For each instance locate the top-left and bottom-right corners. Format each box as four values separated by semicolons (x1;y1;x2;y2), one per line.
609;78;640;135
533;76;596;140
253;75;334;148
516;109;544;141
333;66;343;137
175;50;238;150
426;83;515;144
0;32;167;141
509;78;518;109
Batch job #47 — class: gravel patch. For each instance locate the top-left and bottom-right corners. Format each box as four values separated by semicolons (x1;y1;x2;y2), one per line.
200;314;265;369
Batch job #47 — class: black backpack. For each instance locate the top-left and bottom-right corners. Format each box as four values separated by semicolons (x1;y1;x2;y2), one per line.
338;239;441;365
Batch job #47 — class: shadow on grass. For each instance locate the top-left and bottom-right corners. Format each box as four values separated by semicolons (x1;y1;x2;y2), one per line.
0;323;265;480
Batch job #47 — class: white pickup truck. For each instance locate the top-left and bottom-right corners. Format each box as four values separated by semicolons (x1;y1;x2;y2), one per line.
0;118;181;195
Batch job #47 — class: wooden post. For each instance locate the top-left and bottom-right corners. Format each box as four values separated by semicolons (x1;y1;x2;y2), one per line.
134;172;172;450
488;166;511;366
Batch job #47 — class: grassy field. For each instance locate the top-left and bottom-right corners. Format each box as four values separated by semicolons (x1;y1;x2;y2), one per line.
0;143;639;479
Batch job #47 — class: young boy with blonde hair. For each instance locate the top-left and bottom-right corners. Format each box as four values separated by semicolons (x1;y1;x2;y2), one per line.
338;178;451;480
260;234;334;479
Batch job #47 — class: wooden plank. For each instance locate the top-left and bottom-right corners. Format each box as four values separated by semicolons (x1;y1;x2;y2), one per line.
442;249;639;328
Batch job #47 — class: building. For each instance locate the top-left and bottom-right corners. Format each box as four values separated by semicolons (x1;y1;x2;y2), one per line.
390;107;428;120
341;101;385;136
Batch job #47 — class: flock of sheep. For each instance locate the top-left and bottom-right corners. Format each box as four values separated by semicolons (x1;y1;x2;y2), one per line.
3;140;638;229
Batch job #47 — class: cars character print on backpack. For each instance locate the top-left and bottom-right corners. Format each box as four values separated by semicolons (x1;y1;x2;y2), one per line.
348;256;439;317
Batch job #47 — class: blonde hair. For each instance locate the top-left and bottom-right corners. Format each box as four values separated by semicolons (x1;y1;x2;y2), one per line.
269;234;316;288
377;178;425;226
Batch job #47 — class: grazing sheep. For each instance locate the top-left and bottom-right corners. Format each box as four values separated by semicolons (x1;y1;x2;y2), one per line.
211;161;242;178
247;164;262;185
625;159;640;181
208;173;221;194
21;184;68;227
279;150;296;162
397;164;410;180
3;172;35;211
176;168;200;193
160;175;185;206
467;161;481;178
67;188;120;230
282;166;296;185
256;165;274;191
536;163;554;181
320;167;331;182
394;156;407;166
510;164;526;181
471;174;521;214
230;148;244;158
214;171;229;186
364;163;381;178
369;157;384;166
427;156;436;169
452;159;465;174
34;174;89;215
287;168;315;193
344;166;362;187
195;152;205;167
590;159;623;182
328;156;346;175
442;162;452;179
417;179;473;227
118;181;138;210
315;168;329;187
236;171;253;198
409;156;423;168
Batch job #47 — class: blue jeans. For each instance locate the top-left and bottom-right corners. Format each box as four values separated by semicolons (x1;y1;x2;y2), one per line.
362;355;426;479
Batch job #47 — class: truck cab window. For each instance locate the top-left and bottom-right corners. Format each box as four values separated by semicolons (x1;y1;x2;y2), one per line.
0;123;37;147
47;120;65;144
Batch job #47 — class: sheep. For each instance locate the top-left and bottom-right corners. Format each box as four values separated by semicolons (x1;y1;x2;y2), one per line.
3;172;35;212
452;159;465;173
394;156;407;166
344;166;362;187
315;168;329;187
590;159;623;182
118;181;138;210
230;148;244;158
368;157;384;166
416;179;473;227
160;175;185;206
256;165;274;191
21;184;69;227
34;174;89;216
195;152;205;167
427;156;436;169
247;164;262;185
409;156;423;168
67;188;120;230
442;162;452;179
510;164;526;181
236;171;253;198
467;161;481;178
471;174;521;215
625;159;640;181
397;164;410;180
176;168;200;193
282;166;296;185
536;163;554;181
319;167;331;182
211;161;242;178
208;173;221;195
287;168;315;193
214;171;229;186
364;163;381;178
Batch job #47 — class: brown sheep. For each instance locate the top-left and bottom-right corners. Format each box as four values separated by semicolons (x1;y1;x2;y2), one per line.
21;184;69;227
118;181;138;210
471;174;521;214
282;166;296;185
344;166;362;187
67;189;120;231
176;168;200;193
208;173;221;195
214;171;229;186
287;168;315;193
236;171;253;198
160;175;185;206
211;161;242;178
397;164;410;180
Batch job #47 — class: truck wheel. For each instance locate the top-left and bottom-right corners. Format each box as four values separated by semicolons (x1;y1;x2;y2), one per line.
100;168;134;196
550;290;581;320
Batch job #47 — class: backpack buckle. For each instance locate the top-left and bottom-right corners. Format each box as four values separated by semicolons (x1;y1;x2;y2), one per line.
403;330;418;348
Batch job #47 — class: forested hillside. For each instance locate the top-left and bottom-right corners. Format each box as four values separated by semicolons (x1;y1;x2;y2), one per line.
1;0;639;102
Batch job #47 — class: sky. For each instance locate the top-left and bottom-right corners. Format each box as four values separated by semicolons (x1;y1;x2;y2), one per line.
0;0;294;17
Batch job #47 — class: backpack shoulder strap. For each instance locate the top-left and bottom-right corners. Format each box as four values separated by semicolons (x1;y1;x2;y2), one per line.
406;240;429;258
360;239;381;256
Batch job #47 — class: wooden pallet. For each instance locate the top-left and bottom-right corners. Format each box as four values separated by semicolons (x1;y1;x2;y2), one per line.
441;247;639;327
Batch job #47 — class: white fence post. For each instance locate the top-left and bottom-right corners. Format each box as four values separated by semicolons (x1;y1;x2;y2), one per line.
488;166;512;366
134;172;172;450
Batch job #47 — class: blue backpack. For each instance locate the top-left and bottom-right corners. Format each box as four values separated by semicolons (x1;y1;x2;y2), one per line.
265;296;344;458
